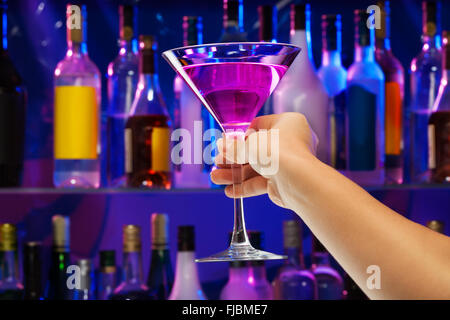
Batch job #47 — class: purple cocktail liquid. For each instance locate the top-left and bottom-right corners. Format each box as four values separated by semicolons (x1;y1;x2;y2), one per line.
183;62;287;132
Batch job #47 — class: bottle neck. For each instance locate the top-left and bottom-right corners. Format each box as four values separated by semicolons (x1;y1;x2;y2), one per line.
67;41;87;58
1;5;7;51
122;251;143;284
422;35;442;51
312;252;331;267
290;29;313;67
249;264;267;281
119;39;138;56
0;250;19;284
139;73;161;92
223;1;243;32
229;265;250;282
174;251;201;284
376;37;391;51
321;50;342;67
355;44;375;62
285;246;305;268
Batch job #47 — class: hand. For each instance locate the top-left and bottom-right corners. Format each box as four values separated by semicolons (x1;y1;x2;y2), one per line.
211;112;318;209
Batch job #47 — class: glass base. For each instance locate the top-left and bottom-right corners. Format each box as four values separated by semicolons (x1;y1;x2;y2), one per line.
195;244;286;263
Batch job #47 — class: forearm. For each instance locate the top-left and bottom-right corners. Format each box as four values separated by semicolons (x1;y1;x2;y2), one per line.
279;153;450;299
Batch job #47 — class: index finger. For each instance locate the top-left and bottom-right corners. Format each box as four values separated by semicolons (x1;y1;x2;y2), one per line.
247;114;279;132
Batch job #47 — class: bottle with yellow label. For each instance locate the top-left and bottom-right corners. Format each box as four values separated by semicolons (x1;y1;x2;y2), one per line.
53;4;101;188
125;35;172;189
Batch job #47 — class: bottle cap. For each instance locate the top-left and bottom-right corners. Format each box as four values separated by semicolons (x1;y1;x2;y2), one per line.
99;250;116;269
290;4;306;31
423;0;439;37
354;9;373;47
0;223;17;251
52;215;70;251
119;5;135;41
258;5;277;42
375;1;390;39
151;213;169;249
224;0;241;27
443;31;450;70
178;225;195;251
283;220;302;248
77;259;92;290
123;225;141;252
426;220;445;234
66;4;85;43
321;14;341;52
139;35;157;74
183;16;203;46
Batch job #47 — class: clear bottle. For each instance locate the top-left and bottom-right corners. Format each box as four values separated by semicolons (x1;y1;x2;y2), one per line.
318;14;347;170
311;236;344;300
74;259;95;300
345;10;385;185
273;220;317;300
409;0;442;183
97;250;116;300
273;4;329;162
375;1;405;184
219;0;247;42
0;224;23;300
53;5;101;188
125;36;171;189
220;261;258;300
106;5;139;187
247;231;273;300
110;225;153;300
169;226;206;300
428;31;450;183
23;242;44;300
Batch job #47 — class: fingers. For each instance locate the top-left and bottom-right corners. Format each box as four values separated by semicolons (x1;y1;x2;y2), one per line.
248;114;278;131
211;164;259;185
224;176;268;198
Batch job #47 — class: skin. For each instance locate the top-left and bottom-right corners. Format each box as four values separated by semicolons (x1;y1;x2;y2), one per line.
211;113;450;300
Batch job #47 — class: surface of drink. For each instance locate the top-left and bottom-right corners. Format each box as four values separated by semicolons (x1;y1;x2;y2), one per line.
273;220;317;300
318;14;347;169
169;226;206;300
45;215;73;300
311;236;344;300
97;250;116;300
345;10;385;185
409;0;442;183
111;225;153;300
147;213;173;300
375;1;404;184
53;5;101;188
74;259;95;300
125;35;171;189
0;224;23;300
183;62;287;132
23;242;43;300
273;4;329;162
106;5;139;187
219;0;247;42
0;0;26;187
247;231;273;300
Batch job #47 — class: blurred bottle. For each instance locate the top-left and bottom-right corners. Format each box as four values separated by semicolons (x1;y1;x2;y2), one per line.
0;0;26;187
125;35;171;189
318;14;347;170
169;226;206;300
426;220;445;234
345;10;385;185
219;0;247;42
74;259;95;300
23;242;43;300
97;250;116;300
273;4;329;162
0;224;23;299
106;5;139;187
53;4;101;188
248;231;273;300
273;220;317;300
409;1;442;183
428;31;450;183
146;213;173;299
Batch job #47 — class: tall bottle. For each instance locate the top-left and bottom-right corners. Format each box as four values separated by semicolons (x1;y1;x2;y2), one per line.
169;226;206;300
426;220;445;234
23;242;43;300
125;35;171;189
106;5;139;187
97;250;116;300
410;1;442;183
53;4;101;188
73;259;95;300
173;17;211;188
345;10;385;185
46;215;73;300
110;225;153;300
311;236;343;300
220;0;247;42
0;0;26;187
247;231;273;300
146;213;173;299
428;31;450;183
0;224;23;300
318;14;347;169
273;220;317;300
273;4;329;162
375;1;405;184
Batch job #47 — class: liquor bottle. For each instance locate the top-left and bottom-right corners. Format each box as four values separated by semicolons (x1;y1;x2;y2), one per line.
173;16;211;188
273;4;329;162
426;220;445;234
97;250;116;300
73;259;95;300
169;226;206;300
146;213;173;299
428;31;450;183
23;242;43;300
273;220;317;300
106;5;139;187
345;10;385;185
318;14;347;169
45;215;73;300
375;1;405;184
110;225;153;300
410;1;442;183
0;0;26;187
0;224;23;300
125;35;171;189
311;236;344;300
220;0;247;42
247;231;273;300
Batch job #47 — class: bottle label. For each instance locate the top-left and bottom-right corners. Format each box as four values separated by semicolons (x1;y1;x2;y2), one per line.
385;82;402;156
54;86;98;159
124;128;132;173
428;124;436;169
151;127;170;172
347;85;377;171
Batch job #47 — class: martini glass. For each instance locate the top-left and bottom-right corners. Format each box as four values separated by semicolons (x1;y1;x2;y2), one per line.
163;42;300;262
